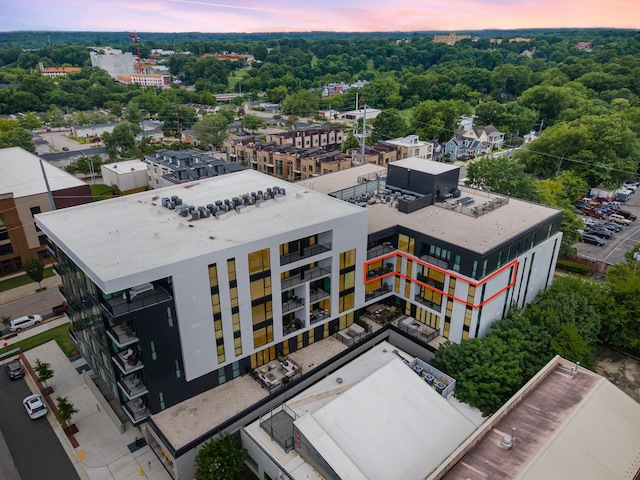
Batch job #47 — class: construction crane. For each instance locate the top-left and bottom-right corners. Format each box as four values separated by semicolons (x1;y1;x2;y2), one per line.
128;32;143;74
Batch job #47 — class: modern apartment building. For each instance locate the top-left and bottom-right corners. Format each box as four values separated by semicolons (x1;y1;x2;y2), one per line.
0;147;91;276
386;134;434;160
90;51;135;79
36;158;562;456
144;149;244;188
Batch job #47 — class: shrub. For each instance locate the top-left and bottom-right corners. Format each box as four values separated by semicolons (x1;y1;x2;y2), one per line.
556;259;590;275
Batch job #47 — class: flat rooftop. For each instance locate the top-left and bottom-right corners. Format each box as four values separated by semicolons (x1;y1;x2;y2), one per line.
151;336;348;450
101;160;147;173
0;146;87;198
391;156;458;175
367;185;560;254
245;341;477;480
298;160;561;254
295;163;386;195
36;169;365;290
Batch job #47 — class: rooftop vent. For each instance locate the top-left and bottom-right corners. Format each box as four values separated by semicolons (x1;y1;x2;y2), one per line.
501;435;513;449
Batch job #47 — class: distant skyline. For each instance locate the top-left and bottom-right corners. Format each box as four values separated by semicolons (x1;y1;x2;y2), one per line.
2;0;639;33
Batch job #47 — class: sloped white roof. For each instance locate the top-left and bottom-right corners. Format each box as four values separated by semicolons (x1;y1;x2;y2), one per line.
295;357;475;480
0;146;86;198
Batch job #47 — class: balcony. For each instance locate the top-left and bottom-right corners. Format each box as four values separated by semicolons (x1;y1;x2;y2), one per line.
122;397;150;425
414;294;443;313
309;287;330;303
100;285;171;319
117;372;148;400
365;283;393;301
367;263;395;279
283;316;304;336
282;297;305;314
112;348;143;375
106;323;139;349
282;266;331;291
310;308;330;325
367;242;396;260
280;243;332;266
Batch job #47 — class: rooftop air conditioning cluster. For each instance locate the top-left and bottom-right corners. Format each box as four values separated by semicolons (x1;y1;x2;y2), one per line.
160;187;287;221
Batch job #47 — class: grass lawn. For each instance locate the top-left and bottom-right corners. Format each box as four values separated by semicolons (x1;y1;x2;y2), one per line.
91;183;120;201
0;324;77;358
228;70;248;92
0;267;55;292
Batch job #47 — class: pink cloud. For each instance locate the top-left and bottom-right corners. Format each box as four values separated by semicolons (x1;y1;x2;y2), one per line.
1;0;639;32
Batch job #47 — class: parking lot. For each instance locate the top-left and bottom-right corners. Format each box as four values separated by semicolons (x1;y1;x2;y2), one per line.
575;185;640;266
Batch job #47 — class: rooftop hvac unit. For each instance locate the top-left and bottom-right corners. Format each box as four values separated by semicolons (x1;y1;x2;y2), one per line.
435;382;446;394
198;206;210;218
413;364;424;375
191;210;200;220
161;197;170;207
177;205;189;217
424;373;435;385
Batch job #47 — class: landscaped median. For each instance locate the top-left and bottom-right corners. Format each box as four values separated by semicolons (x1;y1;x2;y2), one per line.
0;323;77;358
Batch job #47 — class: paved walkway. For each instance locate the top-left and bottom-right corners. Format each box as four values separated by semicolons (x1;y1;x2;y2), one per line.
1;280;173;480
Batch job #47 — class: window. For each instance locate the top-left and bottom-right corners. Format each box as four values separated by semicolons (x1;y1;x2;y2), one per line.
30;206;42;217
248;248;270;275
150;341;157;360
175;360;181;378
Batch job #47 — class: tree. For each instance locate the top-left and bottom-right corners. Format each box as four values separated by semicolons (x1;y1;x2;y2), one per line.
370;109;408;143
0;118;36;152
16;111;41;130
34;358;54;390
281;90;320;115
465;156;537;201
22;256;45;290
193;113;230;150
411;99;472;142
432;336;524;415
240;114;265;133
55;396;79;426
102;122;139;159
160;104;198;135
194;432;247;480
551;324;595;369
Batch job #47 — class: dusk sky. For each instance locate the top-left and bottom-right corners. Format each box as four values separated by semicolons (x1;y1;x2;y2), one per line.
2;0;639;33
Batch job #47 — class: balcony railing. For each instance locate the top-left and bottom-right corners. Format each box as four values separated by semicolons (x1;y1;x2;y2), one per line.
100;286;171;318
414;294;443;313
309;287;330;303
310;308;330;325
122;398;150;425
281;266;331;291
280;243;332;266
112;349;144;375
367;242;396;260
106;323;139;349
118;372;148;400
365;283;392;301
282;298;305;314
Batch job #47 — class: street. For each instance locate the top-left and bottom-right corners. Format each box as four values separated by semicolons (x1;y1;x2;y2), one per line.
0;287;63;335
0;365;80;480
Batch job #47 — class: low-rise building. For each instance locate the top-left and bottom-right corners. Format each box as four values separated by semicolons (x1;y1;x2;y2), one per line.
40;66;82;77
100;160;149;194
386;134;434;160
0;147;91;276
144;149;244;188
117;73;171;88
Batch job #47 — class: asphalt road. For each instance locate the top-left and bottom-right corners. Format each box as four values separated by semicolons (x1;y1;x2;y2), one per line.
575;188;640;265
0;368;79;480
0;288;63;336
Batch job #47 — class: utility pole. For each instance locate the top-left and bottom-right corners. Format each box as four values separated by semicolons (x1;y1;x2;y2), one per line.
175;103;183;150
360;105;367;165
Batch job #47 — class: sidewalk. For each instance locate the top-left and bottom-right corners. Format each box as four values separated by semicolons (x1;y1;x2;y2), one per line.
2;280;173;480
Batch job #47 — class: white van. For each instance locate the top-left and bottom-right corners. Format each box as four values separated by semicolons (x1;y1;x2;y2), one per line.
123;283;154;300
10;314;43;332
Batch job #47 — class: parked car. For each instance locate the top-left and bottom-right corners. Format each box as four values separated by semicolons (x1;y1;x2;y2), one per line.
587;227;613;239
581;234;605;246
582;218;597;227
9;314;43;332
52;302;69;316
608;213;632;225
617;210;637;221
601;222;623;232
4;360;25;380
23;394;48;419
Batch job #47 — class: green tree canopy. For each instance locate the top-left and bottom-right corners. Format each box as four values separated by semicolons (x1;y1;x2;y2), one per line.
370;109;408;143
411;99;472;142
193;113;231;150
194;432;247;480
465;156;537;200
22;256;45;290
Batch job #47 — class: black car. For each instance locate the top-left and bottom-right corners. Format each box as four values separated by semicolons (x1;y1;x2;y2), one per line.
617;210;637;221
4;359;25;380
601;222;622;232
581;234;605;246
587;228;613;239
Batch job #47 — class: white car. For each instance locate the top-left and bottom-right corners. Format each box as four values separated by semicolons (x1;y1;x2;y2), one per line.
9;314;43;332
23;394;48;419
